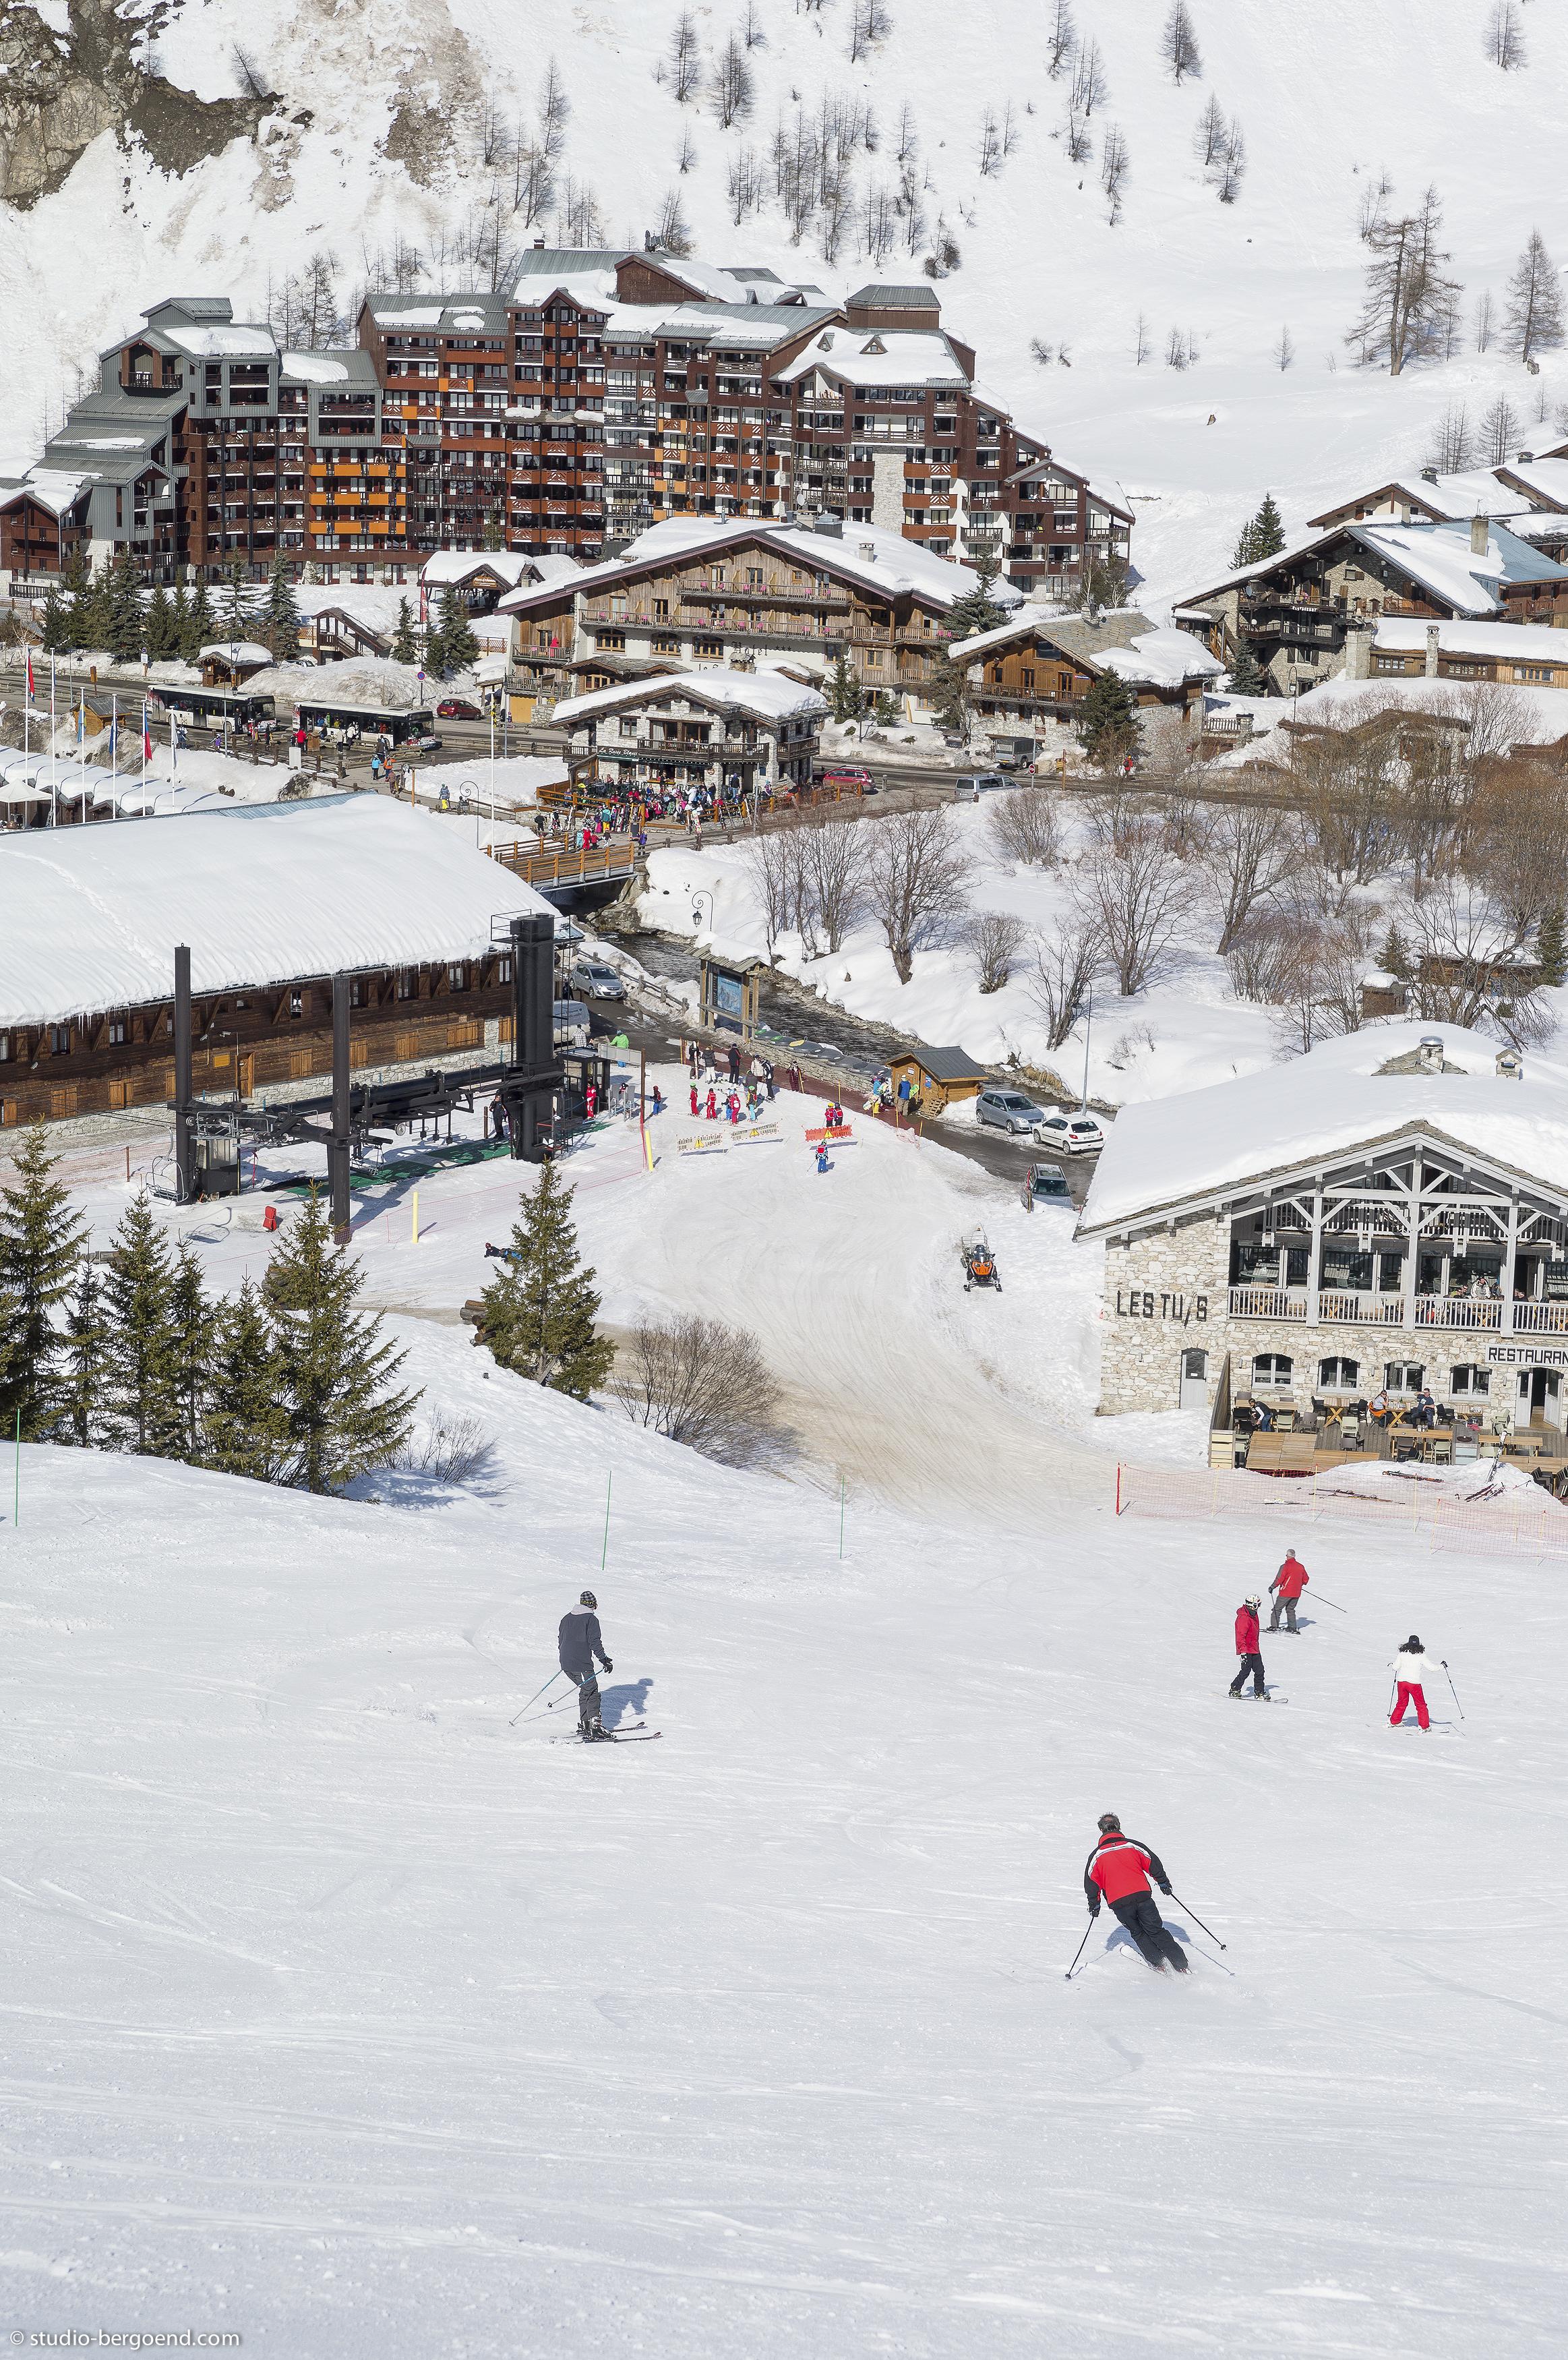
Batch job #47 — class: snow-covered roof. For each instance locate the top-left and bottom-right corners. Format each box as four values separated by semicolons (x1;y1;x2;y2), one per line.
953;605;1217;682
1372;616;1568;666
282;351;352;384
1099;628;1223;688
0;469;90;517
420;550;537;591
1287;672;1568;746
1350;519;1568;613
552;667;828;726
775;328;970;389
197;641;274;666
159;324;276;359
242;655;429;711
1079;1025;1568;1237
1308;470;1534;527
500;517;1017;619
1496;456;1568;511
0;796;553;1029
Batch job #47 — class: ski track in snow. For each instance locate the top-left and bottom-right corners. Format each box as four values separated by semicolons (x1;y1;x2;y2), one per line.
0;1088;1560;2353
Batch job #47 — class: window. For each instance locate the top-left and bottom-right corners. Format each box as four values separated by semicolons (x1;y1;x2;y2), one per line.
397;970;417;1001
653;599;669;620
448;962;469;991
289;990;303;1020
595;630;625;651
108;1017;127;1046
1251;1353;1294;1389
653;635;680;654
694;639;723;657
1450;1364;1491;1395
50;1024;69;1055
1318;1357;1360;1390
1385;1361;1424;1394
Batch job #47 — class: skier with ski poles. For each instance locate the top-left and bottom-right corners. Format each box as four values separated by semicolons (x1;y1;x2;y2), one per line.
1083;1813;1189;1974
1389;1632;1443;1732
1229;1593;1269;1699
1268;1547;1309;1633
559;1589;614;1742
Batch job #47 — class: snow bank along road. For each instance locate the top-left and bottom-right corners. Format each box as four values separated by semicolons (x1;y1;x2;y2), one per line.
0;1091;1561;2355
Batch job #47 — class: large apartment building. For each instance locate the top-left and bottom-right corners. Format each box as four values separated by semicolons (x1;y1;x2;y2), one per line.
0;249;1130;601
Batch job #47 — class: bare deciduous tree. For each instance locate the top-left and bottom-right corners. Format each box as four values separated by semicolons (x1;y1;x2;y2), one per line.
1028;913;1104;1049
977;109;1002;177
797;815;868;953
1193;93;1225;169
613;1314;787;1467
1480;392;1520;465
742;0;765;48
1200;801;1303;954
1399;877;1548;1042
963;910;1031;994
1046;0;1076;78
1269;908;1374;1056
727;144;762;223
537;56;570;161
746;826;800;956
712;32;754;125
667;11;701;102
1162;2;1202;84
1074;819;1189;996
1349;181;1461;375
1487;1;1526;69
1473;289;1495;353
1100;125;1130;225
865;806;971;982
986;786;1062;868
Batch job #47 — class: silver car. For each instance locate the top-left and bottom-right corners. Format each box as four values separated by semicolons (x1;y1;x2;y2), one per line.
975;1086;1051;1136
568;959;626;1001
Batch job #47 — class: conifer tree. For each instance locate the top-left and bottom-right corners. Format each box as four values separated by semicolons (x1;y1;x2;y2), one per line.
1536;905;1566;988
169;583;192;661
0;1121;88;1440
61;547;94;648
70;557;111;652
143;583;178;661
390;596;419;666
929;647;973;736
1078;668;1141;770
222;557;249;635
437;587;480;674
169;1241;216;1463
1226;641;1267;695
826;649;865;726
1230;493;1286;570
481;1158;613;1398
261;552;302;661
104;548;146;665
1379;922;1412;981
100;1191;185;1458
263;1189;418;1492
422;608;449;680
871;688;901;726
183;580;216;662
57;1261;105;1449
202;1277;292;1483
942;553;1008;642
40;585;71;653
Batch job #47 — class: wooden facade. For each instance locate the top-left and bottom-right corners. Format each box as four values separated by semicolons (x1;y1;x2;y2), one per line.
961;611;1211;728
0;954;516;1129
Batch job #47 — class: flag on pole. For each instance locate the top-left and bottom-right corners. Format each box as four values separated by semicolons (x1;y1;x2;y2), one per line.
25;649;34;701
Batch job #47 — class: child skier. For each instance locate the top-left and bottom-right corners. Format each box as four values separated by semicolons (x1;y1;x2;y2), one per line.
1229;1594;1269;1699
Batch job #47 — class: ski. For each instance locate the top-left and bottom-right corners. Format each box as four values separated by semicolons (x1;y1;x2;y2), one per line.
547;1723;661;1744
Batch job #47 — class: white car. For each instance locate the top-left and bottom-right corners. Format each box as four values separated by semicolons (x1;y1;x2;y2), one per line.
1033;1109;1106;1156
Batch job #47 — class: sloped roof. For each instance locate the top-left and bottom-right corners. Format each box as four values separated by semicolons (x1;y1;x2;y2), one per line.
552;666;827;726
892;1044;989;1083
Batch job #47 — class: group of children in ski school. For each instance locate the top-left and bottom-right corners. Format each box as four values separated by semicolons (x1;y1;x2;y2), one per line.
1229;1548;1457;1730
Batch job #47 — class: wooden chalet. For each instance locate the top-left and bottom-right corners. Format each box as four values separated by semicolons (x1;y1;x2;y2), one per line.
950;606;1219;728
551;668;826;800
0;794;552;1128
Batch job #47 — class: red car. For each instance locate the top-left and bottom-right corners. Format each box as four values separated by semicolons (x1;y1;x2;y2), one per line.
819;765;873;792
436;698;483;720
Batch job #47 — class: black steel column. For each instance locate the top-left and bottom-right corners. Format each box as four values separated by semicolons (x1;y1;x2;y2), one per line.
173;943;193;1204
510;912;556;1161
330;972;351;1243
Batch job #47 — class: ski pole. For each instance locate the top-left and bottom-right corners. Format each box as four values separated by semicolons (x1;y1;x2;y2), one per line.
509;1670;564;1728
1064;1920;1095;1980
1166;1892;1226;1950
1309;1593;1350;1614
1443;1660;1465;1719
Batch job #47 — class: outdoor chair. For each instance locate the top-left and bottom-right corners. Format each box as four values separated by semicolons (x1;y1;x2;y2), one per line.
1338;1416;1361;1449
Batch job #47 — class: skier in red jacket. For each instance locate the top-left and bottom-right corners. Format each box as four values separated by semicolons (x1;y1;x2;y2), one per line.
1083;1813;1189;1973
1229;1594;1269;1700
1269;1549;1309;1633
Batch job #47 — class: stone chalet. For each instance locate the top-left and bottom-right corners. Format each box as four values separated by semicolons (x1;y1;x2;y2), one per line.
1076;1025;1568;1427
549;667;826;800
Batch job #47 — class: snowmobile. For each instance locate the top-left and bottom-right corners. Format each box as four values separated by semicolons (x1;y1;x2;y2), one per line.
961;1228;1001;1292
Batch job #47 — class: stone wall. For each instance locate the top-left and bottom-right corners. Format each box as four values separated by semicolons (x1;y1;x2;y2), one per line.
1099;1218;1228;1413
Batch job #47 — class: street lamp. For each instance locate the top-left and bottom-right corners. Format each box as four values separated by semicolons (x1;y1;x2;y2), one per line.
1077;984;1094;1113
690;888;715;941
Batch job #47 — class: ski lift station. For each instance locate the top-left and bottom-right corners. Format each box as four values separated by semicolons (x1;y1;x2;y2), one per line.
1076;1024;1568;1436
0;793;556;1128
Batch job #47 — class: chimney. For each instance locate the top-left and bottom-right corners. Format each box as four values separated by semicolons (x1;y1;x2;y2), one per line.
533;235;545;249
814;511;843;539
1470;512;1489;557
1417;1035;1445;1074
858;541;876;563
1424;622;1441;678
1497;1047;1524;1081
1342;625;1373;682
1517;450;1535;465
1420;465;1439;484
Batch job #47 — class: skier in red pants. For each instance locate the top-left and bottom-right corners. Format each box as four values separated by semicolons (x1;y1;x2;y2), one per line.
1389;1633;1438;1730
1083;1813;1188;1973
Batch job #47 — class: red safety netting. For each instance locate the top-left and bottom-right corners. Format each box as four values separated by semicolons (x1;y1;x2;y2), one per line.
1114;1460;1568;1564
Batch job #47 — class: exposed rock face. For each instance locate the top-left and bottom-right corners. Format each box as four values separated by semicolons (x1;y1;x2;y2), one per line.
0;0;275;208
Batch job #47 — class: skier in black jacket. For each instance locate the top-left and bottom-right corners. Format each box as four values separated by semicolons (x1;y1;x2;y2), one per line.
558;1590;613;1740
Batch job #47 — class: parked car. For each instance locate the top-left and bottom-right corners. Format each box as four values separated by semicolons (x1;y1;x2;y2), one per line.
820;765;874;792
436;698;483;720
1022;1160;1072;1208
975;1087;1052;1137
568;958;626;1001
1034;1108;1107;1156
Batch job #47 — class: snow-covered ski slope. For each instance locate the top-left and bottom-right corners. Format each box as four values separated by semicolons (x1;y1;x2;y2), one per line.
7;2;1568;594
1;1079;1563;2353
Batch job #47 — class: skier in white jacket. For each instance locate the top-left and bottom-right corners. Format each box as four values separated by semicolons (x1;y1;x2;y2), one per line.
1389;1634;1441;1730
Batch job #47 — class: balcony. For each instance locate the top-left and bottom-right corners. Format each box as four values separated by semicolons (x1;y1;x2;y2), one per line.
1413;1297;1503;1330
1514;1301;1568;1332
1318;1292;1404;1324
1228;1287;1305;1320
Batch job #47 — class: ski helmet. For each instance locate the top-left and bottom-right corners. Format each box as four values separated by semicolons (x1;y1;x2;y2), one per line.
580;1590;597;1610
1245;1594;1261;1608
1097;1812;1120;1833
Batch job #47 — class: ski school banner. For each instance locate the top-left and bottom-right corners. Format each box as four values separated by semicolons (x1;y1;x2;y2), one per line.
677;1123;782;1155
804;1123;856;1144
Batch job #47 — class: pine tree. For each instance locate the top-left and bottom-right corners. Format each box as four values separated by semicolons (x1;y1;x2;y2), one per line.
100;1191;185;1458
1226;641;1267;695
169;1241;216;1463
169;583;192;661
222;557;249;636
1230;493;1286;570
263;1189;418;1492
260;552;301;661
143;583;178;662
57;1261;105;1449
183;580;215;663
437;587;480;674
0;1121;87;1440
942;554;1008;642
104;548;146;666
70;556;110;653
871;688;901;725
1536;905;1566;988
826;649;865;726
481;1158;613;1398
929;647;973;736
1379;922;1412;981
202;1277;292;1483
422;609;450;680
40;586;71;653
390;597;419;666
1078;669;1141;769
60;547;93;649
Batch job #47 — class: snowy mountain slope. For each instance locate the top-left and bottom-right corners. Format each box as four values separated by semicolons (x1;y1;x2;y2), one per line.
7;2;1568;595
3;1094;1566;2353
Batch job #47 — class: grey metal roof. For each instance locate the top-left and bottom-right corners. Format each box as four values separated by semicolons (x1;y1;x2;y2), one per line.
512;249;630;278
846;283;941;307
897;1044;988;1082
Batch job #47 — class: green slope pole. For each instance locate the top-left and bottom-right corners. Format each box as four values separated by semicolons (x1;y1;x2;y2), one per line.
601;1470;612;1574
13;1407;19;1527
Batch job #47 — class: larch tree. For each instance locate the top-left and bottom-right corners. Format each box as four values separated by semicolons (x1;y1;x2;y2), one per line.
264;1189;418;1492
0;1121;88;1440
1349;183;1461;375
1503;231;1565;367
711;31;754;124
1162;1;1201;83
1487;1;1526;69
1045;0;1075;78
480;1159;614;1398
